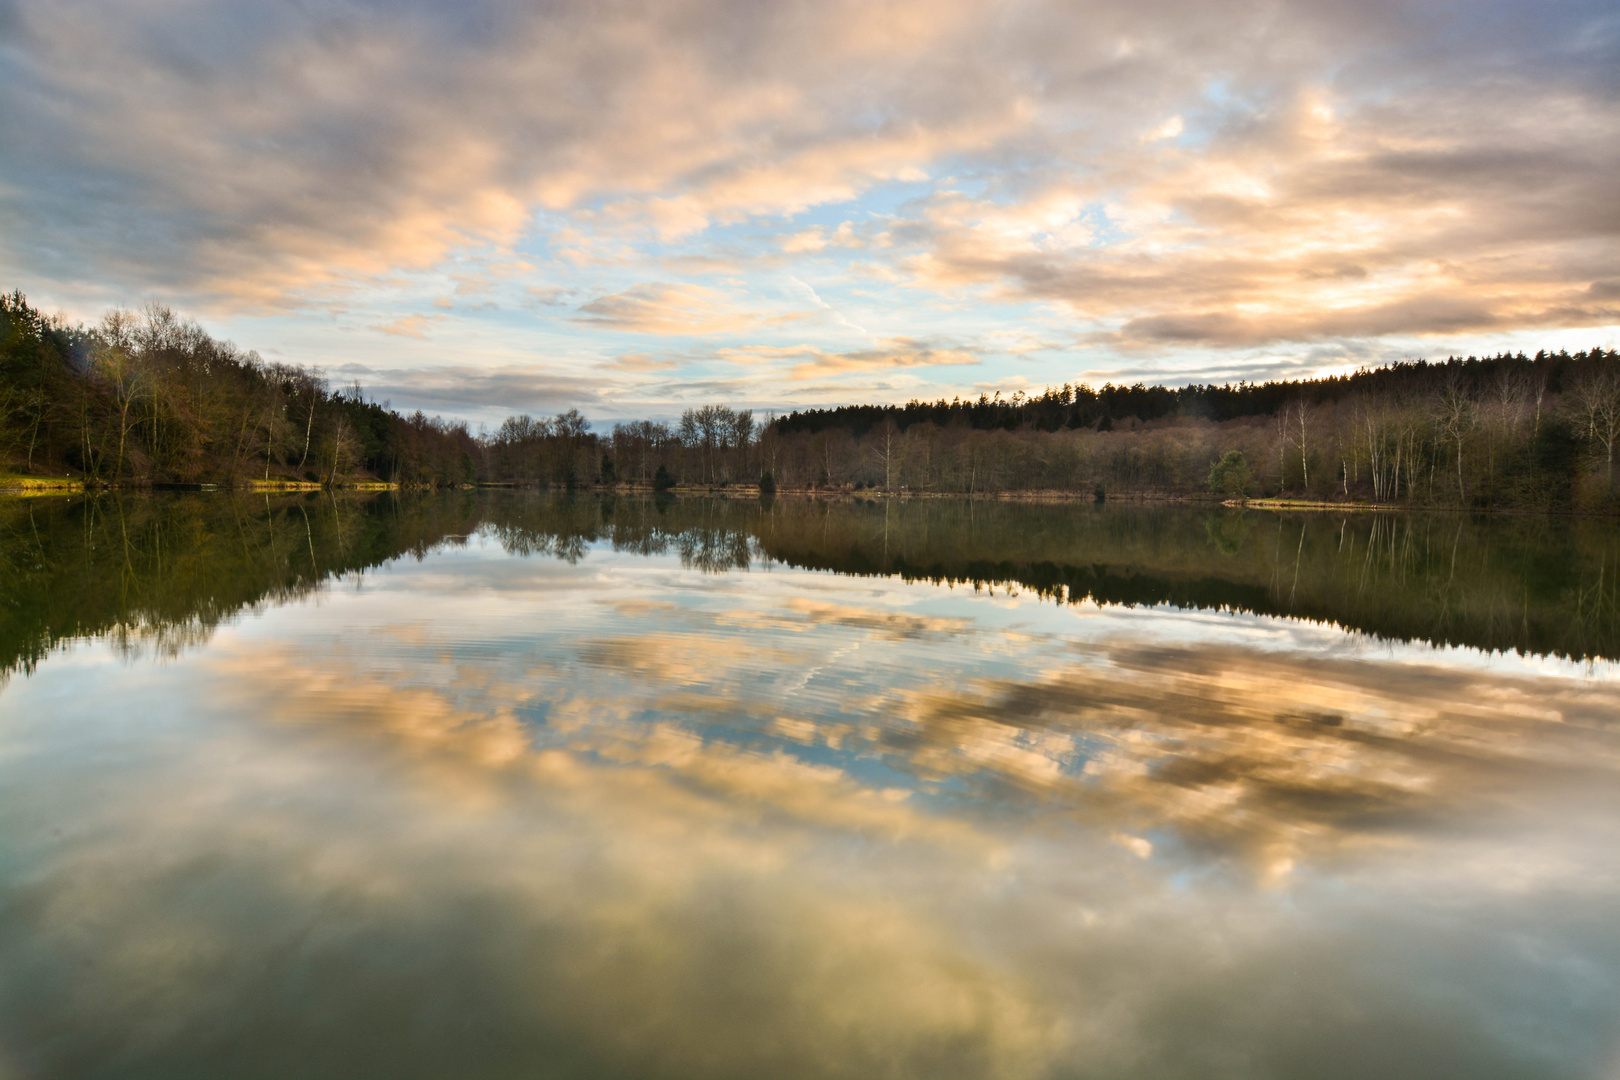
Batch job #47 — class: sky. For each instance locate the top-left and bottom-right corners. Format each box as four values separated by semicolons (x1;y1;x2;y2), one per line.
2;0;1618;427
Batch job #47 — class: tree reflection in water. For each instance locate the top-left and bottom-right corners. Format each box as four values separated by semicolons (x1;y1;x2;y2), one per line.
4;492;1616;678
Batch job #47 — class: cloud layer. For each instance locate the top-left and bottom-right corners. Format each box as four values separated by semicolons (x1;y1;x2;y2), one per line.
1;0;1617;416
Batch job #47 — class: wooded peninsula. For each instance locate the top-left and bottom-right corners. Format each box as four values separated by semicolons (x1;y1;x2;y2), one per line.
3;290;1618;512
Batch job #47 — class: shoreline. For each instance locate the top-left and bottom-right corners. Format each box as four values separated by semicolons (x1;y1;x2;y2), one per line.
0;475;84;494
0;477;399;494
1;476;1613;516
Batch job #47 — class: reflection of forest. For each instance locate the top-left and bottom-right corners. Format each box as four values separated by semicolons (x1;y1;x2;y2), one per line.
0;491;485;676
750;499;1620;662
3;492;1617;677
499;494;1620;662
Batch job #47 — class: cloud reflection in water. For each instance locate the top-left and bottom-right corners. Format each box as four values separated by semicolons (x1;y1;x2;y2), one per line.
1;536;1617;1079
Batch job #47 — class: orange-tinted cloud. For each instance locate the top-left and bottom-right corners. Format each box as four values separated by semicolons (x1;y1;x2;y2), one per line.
721;338;981;380
573;284;770;335
369;314;445;339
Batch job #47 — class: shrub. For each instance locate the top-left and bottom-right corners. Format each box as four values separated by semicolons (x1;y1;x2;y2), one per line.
1208;450;1255;497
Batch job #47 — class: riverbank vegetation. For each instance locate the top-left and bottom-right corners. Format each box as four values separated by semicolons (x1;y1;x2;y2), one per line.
4;290;1617;511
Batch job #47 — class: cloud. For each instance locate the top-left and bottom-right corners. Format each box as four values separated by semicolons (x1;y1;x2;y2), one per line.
369;313;444;339
782;229;830;254
712;598;974;641
721;337;981;380
600;352;680;373
11;642;1057;1078
896;72;1620;346
876;639;1620;877
572;283;764;335
781;222;863;253
336;363;609;419
1144;115;1184;142
523;285;576;308
0;0;1027;305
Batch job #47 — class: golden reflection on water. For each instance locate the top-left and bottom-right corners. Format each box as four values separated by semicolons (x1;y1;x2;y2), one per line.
2;528;1618;1079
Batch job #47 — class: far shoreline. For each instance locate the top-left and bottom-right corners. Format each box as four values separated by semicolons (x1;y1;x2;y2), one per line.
4;477;1616;517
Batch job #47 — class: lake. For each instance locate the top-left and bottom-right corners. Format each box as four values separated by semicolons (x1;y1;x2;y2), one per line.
2;492;1618;1079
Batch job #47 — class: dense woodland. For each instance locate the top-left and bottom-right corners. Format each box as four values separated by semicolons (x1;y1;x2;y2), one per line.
4;290;1619;511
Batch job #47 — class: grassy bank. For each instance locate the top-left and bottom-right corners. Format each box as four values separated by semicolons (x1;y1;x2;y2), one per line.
0;474;83;493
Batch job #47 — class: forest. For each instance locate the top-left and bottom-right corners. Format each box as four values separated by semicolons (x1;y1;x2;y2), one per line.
3;289;1618;511
753;348;1620;512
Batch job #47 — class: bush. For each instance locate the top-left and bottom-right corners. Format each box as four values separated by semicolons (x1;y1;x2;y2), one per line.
653;464;675;491
758;470;776;495
1208;450;1255;497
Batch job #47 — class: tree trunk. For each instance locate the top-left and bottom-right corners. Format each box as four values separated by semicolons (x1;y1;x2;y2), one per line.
1455;436;1466;502
115;397;133;481
25;393;42;470
298;398;315;471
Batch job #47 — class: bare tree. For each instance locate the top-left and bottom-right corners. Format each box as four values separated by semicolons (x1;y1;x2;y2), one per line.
95;310;146;481
1357;398;1388;500
729;409;755;480
324;414;360;487
1484;362;1526;487
1273;410;1290;491
1569;362;1620;490
871;416;900;492
1288;399;1313;492
1530;364;1548;439
757;412;780;483
1433;373;1474;502
293;369;325;473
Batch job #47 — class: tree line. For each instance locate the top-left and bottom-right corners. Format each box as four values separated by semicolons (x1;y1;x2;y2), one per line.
0;291;480;487
763;351;1620;511
4;290;1618;510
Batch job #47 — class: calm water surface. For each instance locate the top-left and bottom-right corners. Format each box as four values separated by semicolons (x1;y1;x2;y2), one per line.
2;493;1618;1079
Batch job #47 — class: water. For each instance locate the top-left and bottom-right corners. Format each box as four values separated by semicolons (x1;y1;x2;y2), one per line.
2;492;1618;1079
